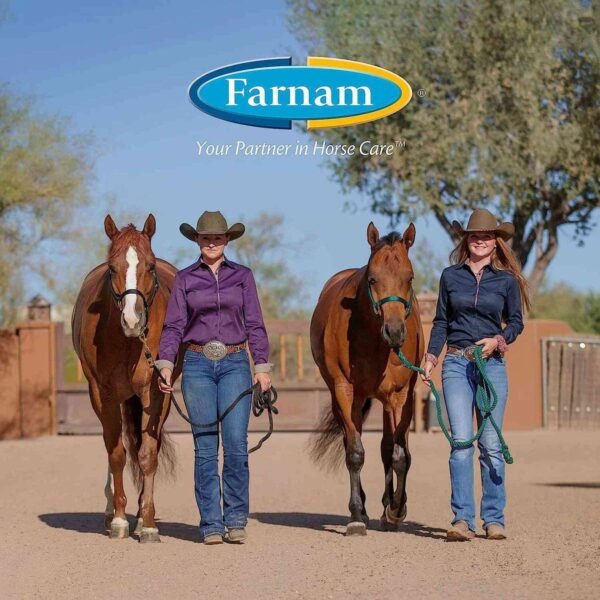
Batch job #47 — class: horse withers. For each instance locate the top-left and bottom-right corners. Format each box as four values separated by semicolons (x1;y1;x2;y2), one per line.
310;222;424;535
72;214;180;543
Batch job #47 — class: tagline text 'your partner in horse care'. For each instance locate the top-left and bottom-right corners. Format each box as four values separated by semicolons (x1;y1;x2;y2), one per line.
196;139;407;157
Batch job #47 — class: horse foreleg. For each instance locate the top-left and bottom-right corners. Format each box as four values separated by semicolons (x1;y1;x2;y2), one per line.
136;388;169;543
382;390;413;527
335;382;368;535
103;461;114;530
100;402;129;539
380;408;395;524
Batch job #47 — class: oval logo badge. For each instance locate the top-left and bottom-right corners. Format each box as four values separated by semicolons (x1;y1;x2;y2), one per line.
189;57;412;130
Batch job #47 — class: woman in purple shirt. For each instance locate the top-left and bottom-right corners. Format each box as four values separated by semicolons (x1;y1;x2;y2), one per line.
156;211;272;545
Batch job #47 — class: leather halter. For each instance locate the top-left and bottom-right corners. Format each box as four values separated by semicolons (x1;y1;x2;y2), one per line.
107;268;159;315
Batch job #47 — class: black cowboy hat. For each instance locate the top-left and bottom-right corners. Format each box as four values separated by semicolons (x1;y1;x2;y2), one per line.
179;211;245;242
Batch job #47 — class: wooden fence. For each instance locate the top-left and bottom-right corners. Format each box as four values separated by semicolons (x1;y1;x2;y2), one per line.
542;336;600;430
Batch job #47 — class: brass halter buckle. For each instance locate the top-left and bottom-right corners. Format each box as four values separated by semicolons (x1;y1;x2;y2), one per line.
202;340;228;361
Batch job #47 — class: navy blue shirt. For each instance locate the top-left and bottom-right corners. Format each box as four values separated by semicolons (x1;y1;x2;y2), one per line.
427;263;524;357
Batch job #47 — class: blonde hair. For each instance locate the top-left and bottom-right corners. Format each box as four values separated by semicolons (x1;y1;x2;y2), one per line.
450;235;531;312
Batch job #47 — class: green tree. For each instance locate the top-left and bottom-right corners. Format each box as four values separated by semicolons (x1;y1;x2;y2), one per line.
288;0;600;298
0;89;95;325
529;281;600;333
171;212;308;319
582;292;600;334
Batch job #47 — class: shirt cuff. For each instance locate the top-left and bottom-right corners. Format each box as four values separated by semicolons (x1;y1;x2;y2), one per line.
425;353;438;367
494;335;508;355
254;363;273;374
155;359;174;371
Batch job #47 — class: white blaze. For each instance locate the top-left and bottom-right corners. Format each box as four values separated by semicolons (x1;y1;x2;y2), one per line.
123;246;139;328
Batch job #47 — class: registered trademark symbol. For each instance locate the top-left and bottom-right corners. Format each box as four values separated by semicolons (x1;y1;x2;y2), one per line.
417;89;426;97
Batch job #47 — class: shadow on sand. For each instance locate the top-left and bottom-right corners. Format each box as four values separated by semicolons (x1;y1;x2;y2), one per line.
249;511;447;540
38;512;200;543
535;482;600;489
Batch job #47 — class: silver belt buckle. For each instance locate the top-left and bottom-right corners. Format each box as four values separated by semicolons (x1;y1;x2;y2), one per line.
203;340;228;361
463;345;478;362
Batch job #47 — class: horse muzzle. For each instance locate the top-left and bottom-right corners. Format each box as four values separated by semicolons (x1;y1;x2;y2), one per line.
382;322;406;348
121;310;147;337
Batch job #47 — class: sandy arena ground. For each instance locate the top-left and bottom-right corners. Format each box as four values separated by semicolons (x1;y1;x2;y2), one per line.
1;430;599;599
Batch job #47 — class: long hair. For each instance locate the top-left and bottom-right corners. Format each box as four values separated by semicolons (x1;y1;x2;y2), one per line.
450;235;531;312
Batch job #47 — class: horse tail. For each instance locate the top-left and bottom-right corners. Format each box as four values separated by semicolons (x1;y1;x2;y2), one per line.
309;398;373;471
121;395;177;490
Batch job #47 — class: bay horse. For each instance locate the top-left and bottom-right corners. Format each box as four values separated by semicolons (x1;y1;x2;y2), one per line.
310;222;424;535
72;214;180;543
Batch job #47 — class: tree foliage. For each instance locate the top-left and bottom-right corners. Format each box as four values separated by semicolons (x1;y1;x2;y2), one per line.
530;282;600;333
0;89;95;326
288;0;600;297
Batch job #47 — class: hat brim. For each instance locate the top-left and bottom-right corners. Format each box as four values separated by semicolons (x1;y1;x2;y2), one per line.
179;222;245;242
452;220;514;241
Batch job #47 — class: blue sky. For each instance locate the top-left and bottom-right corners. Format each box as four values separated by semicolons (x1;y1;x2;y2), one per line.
1;0;598;307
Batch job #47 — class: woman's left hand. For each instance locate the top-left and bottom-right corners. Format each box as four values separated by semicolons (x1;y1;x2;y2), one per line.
475;337;499;358
254;372;272;392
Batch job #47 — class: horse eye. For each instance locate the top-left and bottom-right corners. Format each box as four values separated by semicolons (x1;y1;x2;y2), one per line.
368;277;376;285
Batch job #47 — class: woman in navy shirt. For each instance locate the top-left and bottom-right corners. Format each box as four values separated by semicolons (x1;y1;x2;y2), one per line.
156;211;272;545
422;208;529;541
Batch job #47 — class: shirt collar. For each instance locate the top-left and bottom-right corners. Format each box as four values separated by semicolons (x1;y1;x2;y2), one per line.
460;261;497;273
191;255;235;271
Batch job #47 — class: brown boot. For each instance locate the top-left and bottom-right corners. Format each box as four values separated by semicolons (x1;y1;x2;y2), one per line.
485;524;507;540
447;520;475;542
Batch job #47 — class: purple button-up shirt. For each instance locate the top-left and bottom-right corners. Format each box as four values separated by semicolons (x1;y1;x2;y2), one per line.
158;256;270;367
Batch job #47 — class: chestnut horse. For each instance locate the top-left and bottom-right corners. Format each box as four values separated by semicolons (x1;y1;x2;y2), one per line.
72;214;180;543
310;222;424;535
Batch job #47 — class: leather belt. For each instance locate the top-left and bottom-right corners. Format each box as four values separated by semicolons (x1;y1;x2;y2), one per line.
188;341;246;361
447;345;499;362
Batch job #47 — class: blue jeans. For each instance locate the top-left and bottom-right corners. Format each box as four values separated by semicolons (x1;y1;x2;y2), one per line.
181;348;252;538
442;354;508;531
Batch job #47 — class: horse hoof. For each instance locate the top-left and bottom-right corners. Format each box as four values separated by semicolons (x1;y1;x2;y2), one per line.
380;504;407;529
104;513;114;531
134;517;144;536
346;521;367;536
139;528;161;543
109;517;130;539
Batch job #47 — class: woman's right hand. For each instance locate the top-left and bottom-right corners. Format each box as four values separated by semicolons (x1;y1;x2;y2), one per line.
158;368;174;393
420;360;435;386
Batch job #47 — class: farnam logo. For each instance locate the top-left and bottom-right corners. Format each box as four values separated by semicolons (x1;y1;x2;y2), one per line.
188;57;412;129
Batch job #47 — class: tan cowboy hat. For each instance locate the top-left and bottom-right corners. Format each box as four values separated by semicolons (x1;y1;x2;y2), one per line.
179;211;245;242
452;208;514;241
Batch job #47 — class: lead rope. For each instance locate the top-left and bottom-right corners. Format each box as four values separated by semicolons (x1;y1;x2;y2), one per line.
139;333;278;453
395;345;513;464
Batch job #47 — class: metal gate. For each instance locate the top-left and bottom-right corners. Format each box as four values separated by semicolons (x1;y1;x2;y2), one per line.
542;335;600;429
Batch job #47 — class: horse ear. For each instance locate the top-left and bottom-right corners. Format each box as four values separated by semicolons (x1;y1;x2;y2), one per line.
402;223;416;250
104;214;119;240
367;222;380;249
143;213;156;240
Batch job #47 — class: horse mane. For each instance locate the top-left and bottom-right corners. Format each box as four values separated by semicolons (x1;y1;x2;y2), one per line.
374;231;403;251
108;224;154;261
